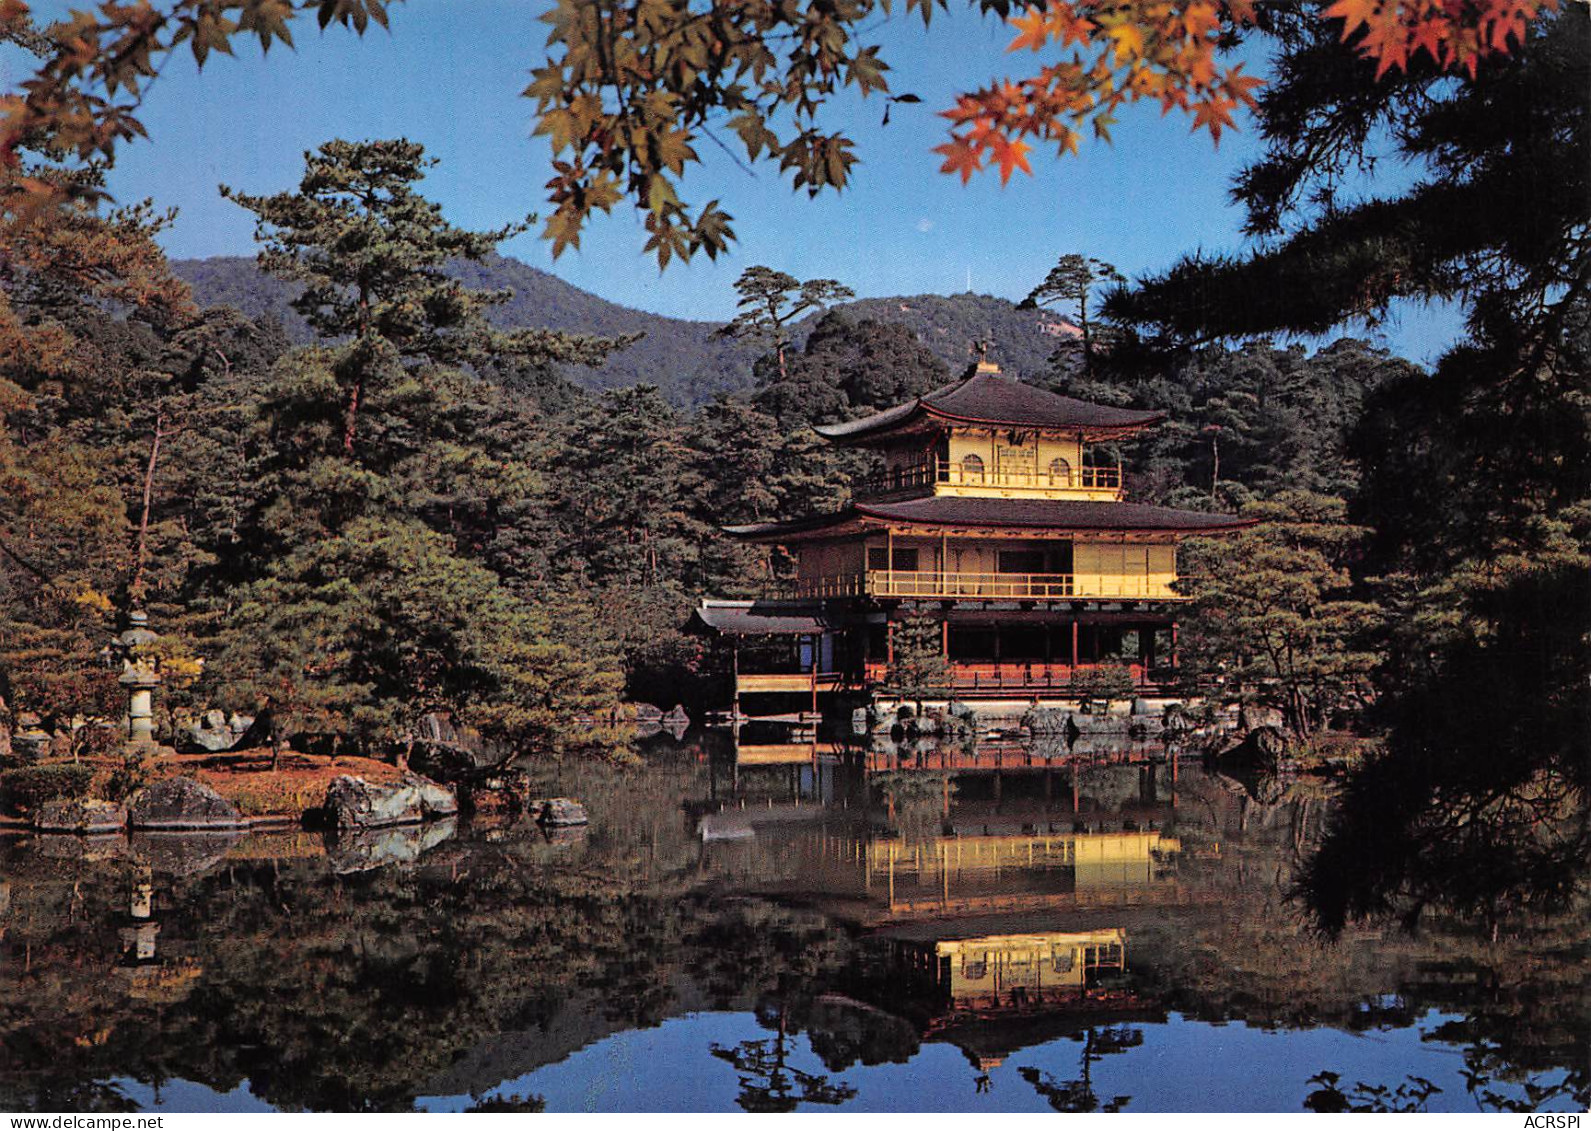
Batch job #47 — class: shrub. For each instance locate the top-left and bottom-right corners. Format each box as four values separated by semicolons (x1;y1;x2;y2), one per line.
2;763;96;811
104;748;154;802
1072;664;1138;701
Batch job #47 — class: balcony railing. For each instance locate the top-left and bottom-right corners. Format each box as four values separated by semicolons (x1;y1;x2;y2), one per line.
864;660;1160;691
856;459;1122;497
781;570;1182;601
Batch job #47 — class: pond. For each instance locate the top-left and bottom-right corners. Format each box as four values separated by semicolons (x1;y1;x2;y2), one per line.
1;736;1584;1113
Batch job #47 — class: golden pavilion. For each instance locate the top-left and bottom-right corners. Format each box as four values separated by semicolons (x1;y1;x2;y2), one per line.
691;360;1252;714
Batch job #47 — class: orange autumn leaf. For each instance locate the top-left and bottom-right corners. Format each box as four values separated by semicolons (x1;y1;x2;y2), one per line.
1009;6;1051;52
933;138;983;184
987;133;1034;182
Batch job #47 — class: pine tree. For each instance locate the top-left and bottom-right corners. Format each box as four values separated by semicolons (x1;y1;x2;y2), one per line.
1179;492;1383;741
213;140;626;762
718;267;853;383
220;139;616;457
885;611;953;716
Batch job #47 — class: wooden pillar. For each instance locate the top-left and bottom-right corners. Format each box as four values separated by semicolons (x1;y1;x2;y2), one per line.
1071;620;1079;669
1171;622;1179;670
941;619;949;657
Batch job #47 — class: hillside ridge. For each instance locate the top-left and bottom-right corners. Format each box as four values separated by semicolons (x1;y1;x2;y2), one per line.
172;255;1064;407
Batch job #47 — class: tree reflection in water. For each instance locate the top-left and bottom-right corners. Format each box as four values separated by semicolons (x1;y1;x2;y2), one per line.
710;1003;856;1112
1018;1025;1139;1113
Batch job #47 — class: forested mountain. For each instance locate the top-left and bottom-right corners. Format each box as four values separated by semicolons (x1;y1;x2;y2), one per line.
172;255;1062;407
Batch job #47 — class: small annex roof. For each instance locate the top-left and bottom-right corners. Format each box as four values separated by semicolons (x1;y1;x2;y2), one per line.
725;496;1256;542
813;361;1163;444
687;599;835;636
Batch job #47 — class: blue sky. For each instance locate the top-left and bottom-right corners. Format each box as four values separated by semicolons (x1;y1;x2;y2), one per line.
8;0;1460;364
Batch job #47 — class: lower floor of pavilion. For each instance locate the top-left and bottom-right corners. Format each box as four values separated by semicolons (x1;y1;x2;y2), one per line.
689;599;1182;708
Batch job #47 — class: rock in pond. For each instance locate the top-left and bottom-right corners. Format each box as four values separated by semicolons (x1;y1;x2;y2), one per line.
323;774;457;829
129;777;246;831
530;797;588;827
1021;707;1078;737
408;774;459;819
34;797;128;834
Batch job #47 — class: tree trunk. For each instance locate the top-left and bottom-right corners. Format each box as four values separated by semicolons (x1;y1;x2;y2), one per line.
131;411;164;601
346;288;372;455
0;693;11;765
343;378;363;455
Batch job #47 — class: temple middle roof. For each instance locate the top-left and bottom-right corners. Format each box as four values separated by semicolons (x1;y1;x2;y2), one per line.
813;362;1164;444
725;496;1256;542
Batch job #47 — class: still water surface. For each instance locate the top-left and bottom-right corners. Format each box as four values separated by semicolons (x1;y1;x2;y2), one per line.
2;737;1584;1113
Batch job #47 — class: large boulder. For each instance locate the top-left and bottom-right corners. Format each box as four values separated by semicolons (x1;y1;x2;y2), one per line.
178;710;239;754
532;797;589;827
1217;724;1293;776
406;713;512;784
1022;707;1078;739
323;776;423;829
406;774;459;819
322;774;455;829
34;797;127;834
129;777;246;831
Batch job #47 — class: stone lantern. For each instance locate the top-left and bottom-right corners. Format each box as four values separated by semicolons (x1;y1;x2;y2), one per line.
117;611;161;751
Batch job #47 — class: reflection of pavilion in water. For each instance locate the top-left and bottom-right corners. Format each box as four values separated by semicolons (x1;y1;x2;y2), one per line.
712;731;1182;816
857;831;1182;917
698;731;1192;920
898;928;1128;1011
868;924;1157;1099
698;819;1184;920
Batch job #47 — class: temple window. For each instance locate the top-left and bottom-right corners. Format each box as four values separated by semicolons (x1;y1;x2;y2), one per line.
868;547;919;571
998;549;1046;574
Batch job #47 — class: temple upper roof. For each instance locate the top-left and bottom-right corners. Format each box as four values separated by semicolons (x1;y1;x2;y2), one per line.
813;361;1164;445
